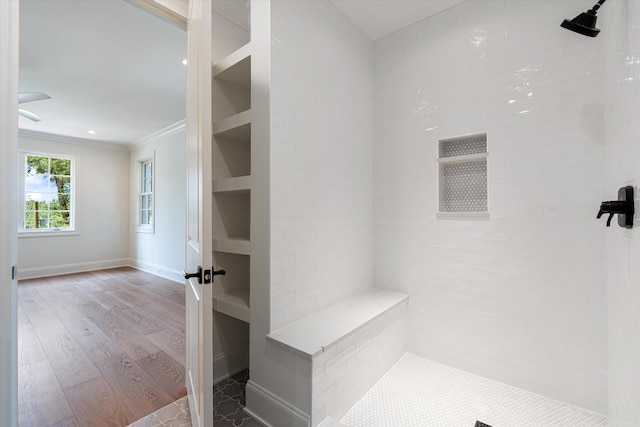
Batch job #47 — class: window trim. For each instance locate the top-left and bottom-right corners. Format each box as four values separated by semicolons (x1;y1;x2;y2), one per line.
136;152;155;233
18;151;76;234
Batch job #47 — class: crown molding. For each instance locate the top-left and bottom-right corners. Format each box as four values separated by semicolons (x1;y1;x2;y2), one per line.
18;129;130;151
130;119;186;150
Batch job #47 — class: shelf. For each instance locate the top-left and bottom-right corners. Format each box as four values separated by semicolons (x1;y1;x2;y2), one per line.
213;42;251;89
437;152;488;164
213;238;250;255
213;289;250;323
213;110;251;137
213;175;251;193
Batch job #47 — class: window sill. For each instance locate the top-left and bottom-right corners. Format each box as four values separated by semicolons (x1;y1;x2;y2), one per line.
136;227;155;234
18;230;79;238
437;212;490;221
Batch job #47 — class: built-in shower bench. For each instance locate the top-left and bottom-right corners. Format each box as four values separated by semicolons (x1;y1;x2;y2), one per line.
263;288;409;427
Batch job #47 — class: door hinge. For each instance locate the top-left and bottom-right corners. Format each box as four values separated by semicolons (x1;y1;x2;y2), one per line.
12;266;16;280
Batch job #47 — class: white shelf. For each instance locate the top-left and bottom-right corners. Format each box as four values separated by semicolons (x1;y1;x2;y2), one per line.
213;42;251;89
213;175;251;193
213;238;250;255
213;109;251;137
213;288;250;323
437;152;488;165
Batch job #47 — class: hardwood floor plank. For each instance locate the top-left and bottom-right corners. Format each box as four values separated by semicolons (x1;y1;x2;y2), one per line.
109;288;185;332
17;300;29;326
38;331;101;390
94;352;176;421
90;291;166;335
52;304;122;363
136;350;186;399
18;359;75;427
145;328;186;367
64;376;134;427
38;276;81;306
20;291;68;339
48;416;80;427
78;300;161;360
18;323;48;367
72;277;105;293
59;286;95;305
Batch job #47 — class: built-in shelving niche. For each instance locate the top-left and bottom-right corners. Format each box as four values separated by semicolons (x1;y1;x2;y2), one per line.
211;1;252;351
213;251;250;323
213;121;251;181
212;47;251;121
212;191;250;252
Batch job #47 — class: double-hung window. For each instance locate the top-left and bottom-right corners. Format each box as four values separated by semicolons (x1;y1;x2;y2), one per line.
20;153;74;232
138;157;154;231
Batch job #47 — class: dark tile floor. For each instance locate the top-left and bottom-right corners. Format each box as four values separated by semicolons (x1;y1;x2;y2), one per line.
214;370;262;427
130;370;261;427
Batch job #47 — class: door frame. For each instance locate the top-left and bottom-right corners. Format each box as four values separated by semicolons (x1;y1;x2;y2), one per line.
0;0;20;426
1;1;189;426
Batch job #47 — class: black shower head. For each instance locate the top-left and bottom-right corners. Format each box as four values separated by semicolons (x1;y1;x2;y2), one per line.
561;0;606;37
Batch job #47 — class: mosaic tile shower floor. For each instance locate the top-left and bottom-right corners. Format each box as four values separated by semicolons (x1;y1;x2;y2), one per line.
340;353;608;427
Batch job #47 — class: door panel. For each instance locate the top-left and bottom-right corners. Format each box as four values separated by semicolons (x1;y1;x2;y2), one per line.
185;0;213;425
0;1;19;426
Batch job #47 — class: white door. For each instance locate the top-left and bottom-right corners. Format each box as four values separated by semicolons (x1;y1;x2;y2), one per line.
0;1;19;426
185;0;213;426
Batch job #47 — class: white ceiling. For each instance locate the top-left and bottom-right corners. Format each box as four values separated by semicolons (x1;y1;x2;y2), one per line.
19;0;186;145
331;0;467;40
18;0;463;146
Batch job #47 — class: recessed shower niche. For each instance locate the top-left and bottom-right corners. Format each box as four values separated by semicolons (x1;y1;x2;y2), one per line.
437;132;488;219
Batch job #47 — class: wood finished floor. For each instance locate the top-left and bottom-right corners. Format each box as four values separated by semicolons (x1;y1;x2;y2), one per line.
18;267;186;427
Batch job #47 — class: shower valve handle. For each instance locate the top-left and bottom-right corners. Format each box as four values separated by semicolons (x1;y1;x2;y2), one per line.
597;201;625;227
597;186;634;228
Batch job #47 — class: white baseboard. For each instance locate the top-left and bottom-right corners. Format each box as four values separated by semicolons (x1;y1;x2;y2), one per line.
17;258;129;280
214;345;249;384
245;380;310;427
128;258;184;283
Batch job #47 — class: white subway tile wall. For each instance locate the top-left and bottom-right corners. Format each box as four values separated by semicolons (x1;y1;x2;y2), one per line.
312;307;407;424
603;1;640;426
271;0;374;331
373;0;607;414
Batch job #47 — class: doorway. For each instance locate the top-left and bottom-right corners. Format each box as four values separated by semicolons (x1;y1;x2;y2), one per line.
17;0;187;425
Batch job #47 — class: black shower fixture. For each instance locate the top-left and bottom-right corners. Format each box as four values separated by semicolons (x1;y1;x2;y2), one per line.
561;0;606;37
597;186;634;228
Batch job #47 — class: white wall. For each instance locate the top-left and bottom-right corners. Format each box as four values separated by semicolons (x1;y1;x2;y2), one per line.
603;1;640;425
270;0;374;331
129;124;186;282
373;0;607;413
18;133;130;278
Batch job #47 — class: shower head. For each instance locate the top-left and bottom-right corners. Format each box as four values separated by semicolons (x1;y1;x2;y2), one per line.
561;0;606;37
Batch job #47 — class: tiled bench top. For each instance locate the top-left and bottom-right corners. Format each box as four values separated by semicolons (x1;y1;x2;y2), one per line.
267;288;409;359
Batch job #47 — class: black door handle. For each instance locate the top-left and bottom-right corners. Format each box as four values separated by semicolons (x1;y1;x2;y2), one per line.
183;266;203;283
183;266;226;284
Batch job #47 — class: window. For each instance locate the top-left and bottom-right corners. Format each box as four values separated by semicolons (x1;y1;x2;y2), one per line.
437;133;488;220
138;157;154;231
20;153;74;232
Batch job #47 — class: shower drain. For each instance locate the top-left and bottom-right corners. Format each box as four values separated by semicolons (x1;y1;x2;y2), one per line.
475;422;493;427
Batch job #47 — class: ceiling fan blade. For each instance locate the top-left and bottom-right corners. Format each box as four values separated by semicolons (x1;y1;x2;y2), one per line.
18;108;43;122
18;92;51;104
